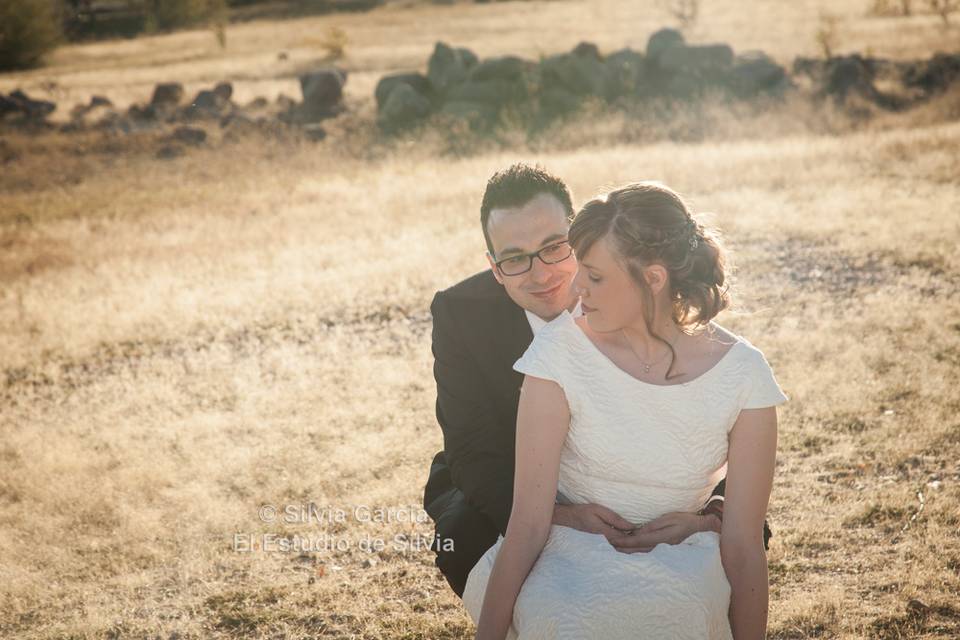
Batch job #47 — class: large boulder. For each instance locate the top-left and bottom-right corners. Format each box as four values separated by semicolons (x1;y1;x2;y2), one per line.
903;52;960;94
428;42;471;93
604;48;647;98
4;90;56;121
823;55;877;101
186;81;234;119
646;28;684;63
377;83;431;131
375;72;432;109
538;86;583;117
439;100;498;127
151;83;184;107
298;68;347;122
727;51;789;97
572;41;602;60
659;44;734;74
456;46;479;70
447;79;524;107
541;53;608;97
469;55;534;82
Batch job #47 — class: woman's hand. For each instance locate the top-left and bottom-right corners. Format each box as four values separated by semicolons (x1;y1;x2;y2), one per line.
553;502;635;537
606;511;719;553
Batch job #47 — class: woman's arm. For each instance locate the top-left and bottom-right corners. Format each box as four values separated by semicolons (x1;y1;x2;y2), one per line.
474;375;570;640
720;406;778;640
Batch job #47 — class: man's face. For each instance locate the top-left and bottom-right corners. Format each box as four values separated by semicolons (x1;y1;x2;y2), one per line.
485;193;579;321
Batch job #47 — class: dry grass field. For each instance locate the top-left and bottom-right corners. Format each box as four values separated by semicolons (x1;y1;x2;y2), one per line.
2;1;960;638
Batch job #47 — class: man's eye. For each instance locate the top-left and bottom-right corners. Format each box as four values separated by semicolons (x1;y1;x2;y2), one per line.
541;243;566;258
503;256;528;266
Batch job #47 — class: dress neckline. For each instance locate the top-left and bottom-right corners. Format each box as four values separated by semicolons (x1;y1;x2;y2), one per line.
560;310;742;388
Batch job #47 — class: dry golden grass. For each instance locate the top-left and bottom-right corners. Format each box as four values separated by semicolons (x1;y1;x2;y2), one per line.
2;1;960;638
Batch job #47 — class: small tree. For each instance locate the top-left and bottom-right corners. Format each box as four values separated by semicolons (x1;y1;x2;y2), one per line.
658;0;700;29
0;0;62;71
816;12;840;58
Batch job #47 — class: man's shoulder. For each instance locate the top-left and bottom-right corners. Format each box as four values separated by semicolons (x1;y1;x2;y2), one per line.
433;270;509;305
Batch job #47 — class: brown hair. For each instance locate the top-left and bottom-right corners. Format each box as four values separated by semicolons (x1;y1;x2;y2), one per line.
568;181;730;379
480;163;574;256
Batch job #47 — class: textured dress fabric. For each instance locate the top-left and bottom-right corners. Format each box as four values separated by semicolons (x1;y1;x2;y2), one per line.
462;310;788;639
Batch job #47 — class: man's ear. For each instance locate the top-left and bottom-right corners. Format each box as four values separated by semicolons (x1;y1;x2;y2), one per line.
486;253;505;285
643;263;669;296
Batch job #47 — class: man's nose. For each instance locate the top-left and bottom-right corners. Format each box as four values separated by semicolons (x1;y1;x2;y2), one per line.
528;256;552;283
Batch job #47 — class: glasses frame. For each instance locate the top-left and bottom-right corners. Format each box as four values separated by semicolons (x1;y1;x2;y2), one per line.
493;239;574;277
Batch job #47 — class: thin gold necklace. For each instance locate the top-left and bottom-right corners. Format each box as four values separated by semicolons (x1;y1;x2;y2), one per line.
621;328;681;374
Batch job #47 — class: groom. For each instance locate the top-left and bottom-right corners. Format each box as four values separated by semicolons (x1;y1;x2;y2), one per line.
422;163;768;598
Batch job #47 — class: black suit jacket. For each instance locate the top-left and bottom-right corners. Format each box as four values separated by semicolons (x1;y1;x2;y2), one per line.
423;270;769;598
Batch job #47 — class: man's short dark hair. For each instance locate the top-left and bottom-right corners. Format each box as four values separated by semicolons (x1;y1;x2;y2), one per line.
480;163;574;256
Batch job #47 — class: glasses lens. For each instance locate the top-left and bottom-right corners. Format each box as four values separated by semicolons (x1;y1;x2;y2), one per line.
498;255;531;276
539;242;572;264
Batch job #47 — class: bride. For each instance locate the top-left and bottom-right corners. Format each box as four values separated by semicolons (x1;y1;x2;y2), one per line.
462;182;787;639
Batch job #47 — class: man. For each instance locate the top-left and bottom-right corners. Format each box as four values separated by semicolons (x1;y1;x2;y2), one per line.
423;163;766;597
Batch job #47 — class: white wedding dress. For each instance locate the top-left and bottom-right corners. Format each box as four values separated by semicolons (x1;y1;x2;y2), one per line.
462;310;788;639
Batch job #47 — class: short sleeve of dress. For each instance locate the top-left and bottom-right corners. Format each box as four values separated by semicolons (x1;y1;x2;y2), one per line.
743;345;789;409
512;318;566;385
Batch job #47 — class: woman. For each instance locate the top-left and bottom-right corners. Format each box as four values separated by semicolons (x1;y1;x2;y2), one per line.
462;182;787;639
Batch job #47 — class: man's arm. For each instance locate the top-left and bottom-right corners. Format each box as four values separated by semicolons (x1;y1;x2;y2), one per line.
431;292;515;535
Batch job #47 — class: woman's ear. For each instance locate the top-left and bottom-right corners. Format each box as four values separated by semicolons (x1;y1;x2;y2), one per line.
643;264;669;296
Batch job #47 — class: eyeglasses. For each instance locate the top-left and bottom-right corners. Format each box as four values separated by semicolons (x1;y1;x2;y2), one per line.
493;240;574;276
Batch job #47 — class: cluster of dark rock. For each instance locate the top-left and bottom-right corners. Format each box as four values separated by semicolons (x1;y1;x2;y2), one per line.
0;90;57;122
375;29;791;131
375;29;960;132
793;52;960;109
0;67;349;154
3;26;959;152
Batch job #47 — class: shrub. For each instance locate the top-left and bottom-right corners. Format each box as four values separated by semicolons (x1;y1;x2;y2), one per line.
0;0;62;71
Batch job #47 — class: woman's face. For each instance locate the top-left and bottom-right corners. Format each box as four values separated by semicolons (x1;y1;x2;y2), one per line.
572;235;649;334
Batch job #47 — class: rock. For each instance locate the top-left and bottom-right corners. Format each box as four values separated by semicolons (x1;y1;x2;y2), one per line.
302;124;327;141
604;48;647;98
903;52;960;94
728;51;789;97
646;28;684;63
0;93;19;118
659;44;734;74
457;47;479;69
439;100;497;126
213;81;233;102
469;56;533;82
172;126;206;145
298;68;347;122
447;79;523;107
375;72;432;109
428;42;470;93
541;53;608;97
6;89;56;121
377;82;432;131
538;86;582;116
69;96;115;125
824;55;876;101
156;144;184;160
246;97;269;110
151;83;184;107
572;41;601;60
189;90;225;112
